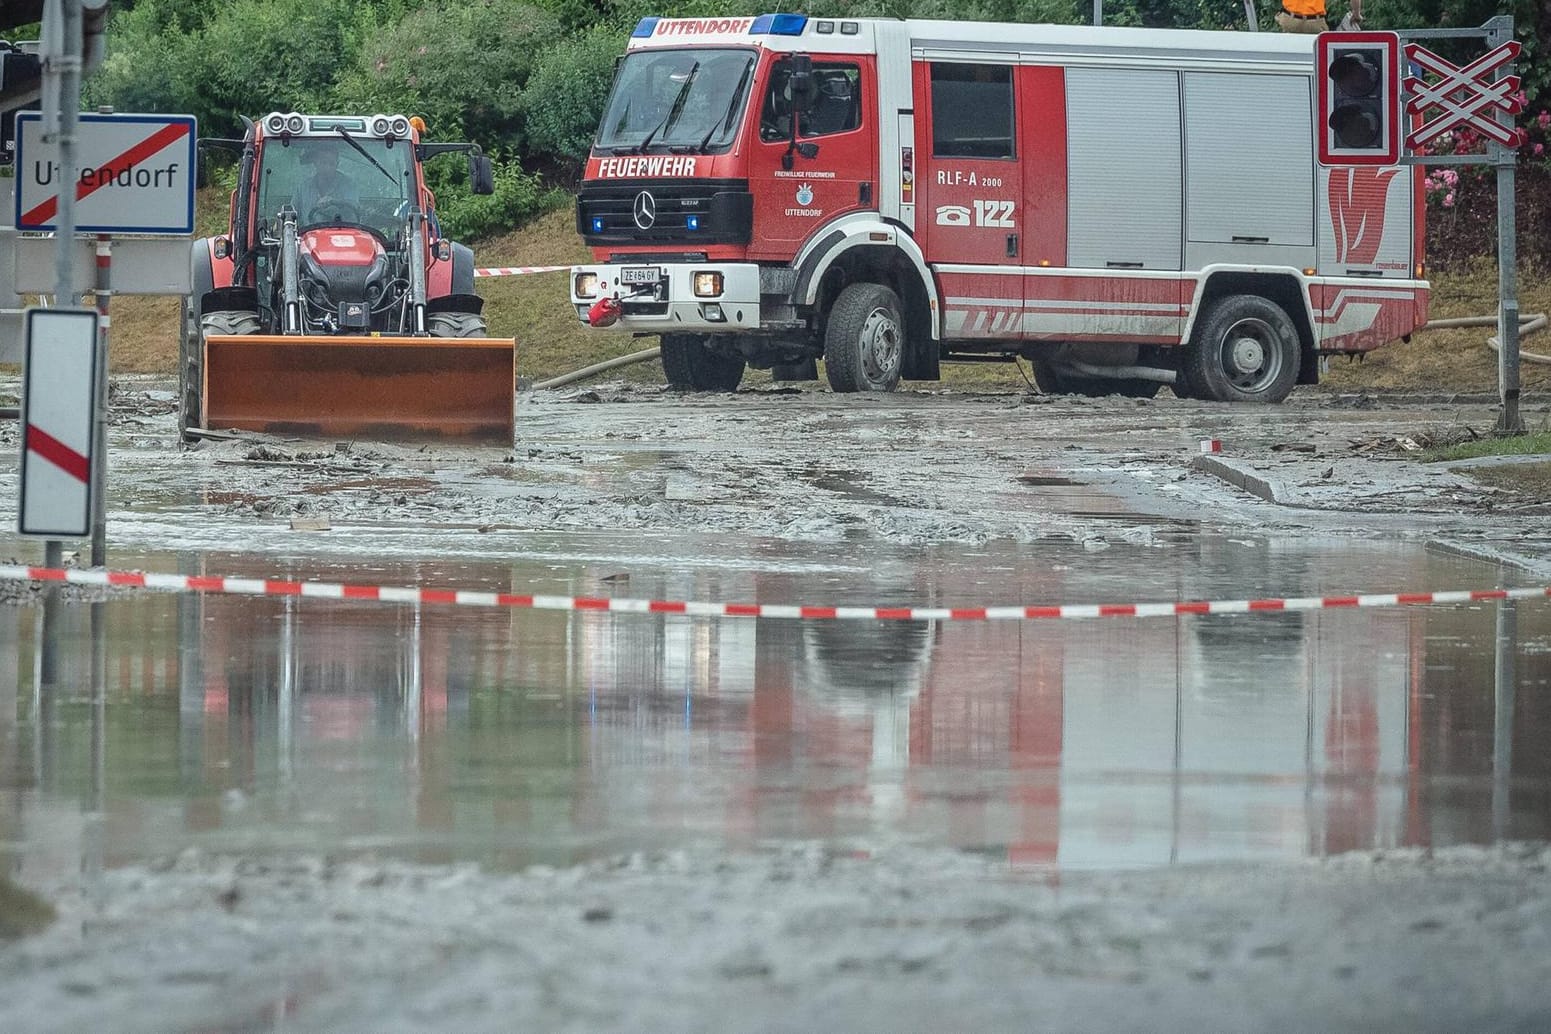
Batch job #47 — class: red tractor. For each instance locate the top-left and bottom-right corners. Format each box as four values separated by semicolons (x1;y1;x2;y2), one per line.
183;111;515;441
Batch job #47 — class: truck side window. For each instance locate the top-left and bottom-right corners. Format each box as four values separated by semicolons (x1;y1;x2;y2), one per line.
930;63;1015;160
761;62;862;142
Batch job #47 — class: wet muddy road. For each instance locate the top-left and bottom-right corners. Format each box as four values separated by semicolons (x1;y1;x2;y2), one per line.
2;380;1550;1031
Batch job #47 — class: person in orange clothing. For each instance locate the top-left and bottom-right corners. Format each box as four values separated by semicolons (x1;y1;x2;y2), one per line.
1276;0;1361;32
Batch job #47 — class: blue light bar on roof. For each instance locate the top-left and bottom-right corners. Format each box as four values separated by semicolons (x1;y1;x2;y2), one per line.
632;17;660;37
749;13;808;35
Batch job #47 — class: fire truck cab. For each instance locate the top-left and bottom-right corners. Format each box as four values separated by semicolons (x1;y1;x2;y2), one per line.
570;15;1427;401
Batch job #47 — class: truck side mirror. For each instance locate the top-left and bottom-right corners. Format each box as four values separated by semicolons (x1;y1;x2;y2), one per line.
788;55;816;111
469;153;495;195
783;55;817;171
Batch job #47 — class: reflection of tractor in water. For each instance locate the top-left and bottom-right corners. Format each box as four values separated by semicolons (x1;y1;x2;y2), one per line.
183;112;515;441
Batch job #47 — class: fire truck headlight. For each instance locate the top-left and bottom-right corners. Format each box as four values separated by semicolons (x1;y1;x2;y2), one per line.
574;273;600;299
693;272;724;298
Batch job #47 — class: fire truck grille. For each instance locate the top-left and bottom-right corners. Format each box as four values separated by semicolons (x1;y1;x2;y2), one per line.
576;178;752;247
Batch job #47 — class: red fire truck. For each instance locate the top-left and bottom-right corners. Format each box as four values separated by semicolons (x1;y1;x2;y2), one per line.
570;15;1427;402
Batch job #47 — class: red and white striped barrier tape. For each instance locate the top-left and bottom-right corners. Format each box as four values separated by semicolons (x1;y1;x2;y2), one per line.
2;564;1547;622
472;265;570;278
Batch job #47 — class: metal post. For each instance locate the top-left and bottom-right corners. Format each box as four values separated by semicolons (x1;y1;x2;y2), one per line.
91;234;109;565
38;0;82;672
1491;19;1523;434
1093;0;1102;26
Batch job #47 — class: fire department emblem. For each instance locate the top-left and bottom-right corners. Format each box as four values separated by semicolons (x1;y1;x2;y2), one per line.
795;183;814;206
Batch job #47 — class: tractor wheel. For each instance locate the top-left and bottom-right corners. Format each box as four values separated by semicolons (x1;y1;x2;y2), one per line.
824;283;904;393
660;334;745;392
1185;294;1300;403
428;311;490;338
185;308;261;441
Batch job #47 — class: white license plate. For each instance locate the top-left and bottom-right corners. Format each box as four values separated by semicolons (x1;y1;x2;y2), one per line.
619;266;662;285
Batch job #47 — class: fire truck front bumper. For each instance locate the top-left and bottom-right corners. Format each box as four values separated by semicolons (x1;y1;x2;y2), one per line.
570;263;761;332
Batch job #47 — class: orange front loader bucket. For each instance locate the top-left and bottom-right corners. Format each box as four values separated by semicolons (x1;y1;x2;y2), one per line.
202;334;516;442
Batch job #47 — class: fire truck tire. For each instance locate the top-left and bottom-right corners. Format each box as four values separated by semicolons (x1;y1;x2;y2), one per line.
1186;295;1300;403
184;309;261;440
824;283;904;393
660;334;746;392
428;311;489;338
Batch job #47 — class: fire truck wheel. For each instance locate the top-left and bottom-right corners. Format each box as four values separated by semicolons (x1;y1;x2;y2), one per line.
824;283;904;393
660;334;746;392
1186;295;1300;403
185;309;261;440
428;311;490;338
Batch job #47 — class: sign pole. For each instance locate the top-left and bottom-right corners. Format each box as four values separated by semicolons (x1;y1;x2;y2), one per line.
90;233;109;564
1488;18;1523;435
38;0;82;669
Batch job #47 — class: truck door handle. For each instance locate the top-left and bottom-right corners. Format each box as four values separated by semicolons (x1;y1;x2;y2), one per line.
860;182;872;205
1006;234;1018;258
1232;235;1270;244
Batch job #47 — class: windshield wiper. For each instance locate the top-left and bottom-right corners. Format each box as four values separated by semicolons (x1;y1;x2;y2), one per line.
699;60;753;153
635;61;700;153
334;126;398;186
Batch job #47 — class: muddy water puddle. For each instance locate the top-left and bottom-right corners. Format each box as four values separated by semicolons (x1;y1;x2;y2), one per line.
1;534;1547;878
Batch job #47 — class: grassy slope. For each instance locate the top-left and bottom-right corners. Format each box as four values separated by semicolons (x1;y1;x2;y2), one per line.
103;194;1551;399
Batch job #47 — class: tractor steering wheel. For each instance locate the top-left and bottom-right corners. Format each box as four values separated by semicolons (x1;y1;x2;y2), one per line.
306;198;363;226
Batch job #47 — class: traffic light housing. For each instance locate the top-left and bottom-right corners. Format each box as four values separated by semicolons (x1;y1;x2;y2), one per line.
1317;31;1400;166
1;44;44;167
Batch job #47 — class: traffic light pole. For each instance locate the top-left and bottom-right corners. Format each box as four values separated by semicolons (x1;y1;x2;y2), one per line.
1399;17;1523;435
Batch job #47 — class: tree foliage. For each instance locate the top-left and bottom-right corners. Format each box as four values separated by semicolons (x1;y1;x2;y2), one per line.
80;0;1551;251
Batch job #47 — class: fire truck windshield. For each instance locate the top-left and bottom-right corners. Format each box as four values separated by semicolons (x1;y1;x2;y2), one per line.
596;49;756;154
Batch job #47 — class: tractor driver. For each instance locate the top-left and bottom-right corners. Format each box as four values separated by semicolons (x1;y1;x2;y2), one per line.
294;145;361;225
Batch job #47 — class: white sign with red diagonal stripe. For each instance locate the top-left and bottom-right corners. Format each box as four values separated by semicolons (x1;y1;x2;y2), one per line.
1404;41;1525;150
19;308;101;539
13;112;197;234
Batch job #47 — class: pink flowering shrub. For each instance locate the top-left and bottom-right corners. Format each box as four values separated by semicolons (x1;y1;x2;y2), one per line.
1413;105;1551;270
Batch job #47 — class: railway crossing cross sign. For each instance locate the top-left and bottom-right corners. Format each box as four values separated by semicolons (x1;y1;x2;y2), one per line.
1391;16;1523;434
1403;41;1525;152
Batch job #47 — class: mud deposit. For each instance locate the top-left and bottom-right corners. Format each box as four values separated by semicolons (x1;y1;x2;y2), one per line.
2;377;1550;1031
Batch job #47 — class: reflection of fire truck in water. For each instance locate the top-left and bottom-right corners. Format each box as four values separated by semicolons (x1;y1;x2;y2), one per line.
571;15;1426;401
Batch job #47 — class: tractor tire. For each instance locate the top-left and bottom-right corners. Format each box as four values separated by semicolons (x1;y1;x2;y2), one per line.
428;311;490;338
1185;294;1300;403
660;334;746;392
824;283;904;393
185;308;261;441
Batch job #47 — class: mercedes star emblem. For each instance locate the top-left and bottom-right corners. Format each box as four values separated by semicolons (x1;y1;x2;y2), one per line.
633;190;657;230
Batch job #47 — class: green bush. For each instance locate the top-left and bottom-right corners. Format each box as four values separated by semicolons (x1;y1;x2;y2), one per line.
81;0;195;118
333;0;563;155
428;154;563;241
521;24;626;168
